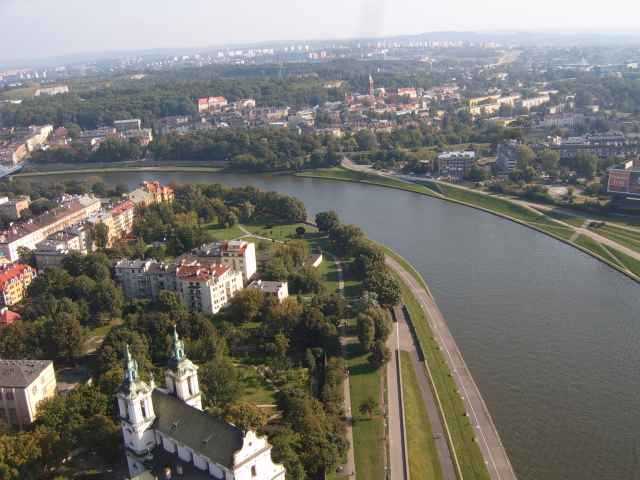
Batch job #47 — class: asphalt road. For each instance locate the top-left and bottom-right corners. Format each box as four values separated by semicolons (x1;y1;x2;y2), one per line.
386;256;518;480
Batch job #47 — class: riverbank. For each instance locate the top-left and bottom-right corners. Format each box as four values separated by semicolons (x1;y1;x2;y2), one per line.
15;164;225;177
387;255;516;480
297;167;640;284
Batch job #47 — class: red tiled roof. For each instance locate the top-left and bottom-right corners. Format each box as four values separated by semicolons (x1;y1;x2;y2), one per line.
176;263;229;282
111;200;135;216
0;308;20;326
0;263;33;291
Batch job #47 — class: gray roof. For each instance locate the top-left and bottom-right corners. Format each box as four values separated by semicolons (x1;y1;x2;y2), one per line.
152;389;243;469
0;360;52;388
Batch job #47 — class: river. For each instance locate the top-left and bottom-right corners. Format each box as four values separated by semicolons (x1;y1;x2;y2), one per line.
30;171;640;480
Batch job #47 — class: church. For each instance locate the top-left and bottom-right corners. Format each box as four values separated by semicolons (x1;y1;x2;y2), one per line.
117;327;286;480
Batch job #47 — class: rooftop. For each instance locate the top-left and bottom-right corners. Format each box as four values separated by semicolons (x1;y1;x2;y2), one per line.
0;359;52;388
152;389;243;469
0;263;33;290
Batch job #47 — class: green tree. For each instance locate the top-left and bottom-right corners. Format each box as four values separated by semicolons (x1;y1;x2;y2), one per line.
93;223;109;249
358;396;378;418
368;340;391;368
356;313;375;352
199;357;241;409
315;211;339;232
224;402;268;432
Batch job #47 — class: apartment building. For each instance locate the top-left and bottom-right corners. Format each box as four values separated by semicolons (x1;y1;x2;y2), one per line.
197;96;228;113
182;240;257;283
33;225;92;270
0;263;37;306
438;151;476;180
176;263;243;314
128;181;175;207
89;200;136;247
34;85;69;96
0;196;30;220
0;360;56;429
0;196;101;261
114;119;142;133
247;280;289;304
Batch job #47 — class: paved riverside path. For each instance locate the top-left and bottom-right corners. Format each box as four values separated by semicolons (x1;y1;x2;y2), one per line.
387;322;410;480
386;256;518;480
393;306;457;480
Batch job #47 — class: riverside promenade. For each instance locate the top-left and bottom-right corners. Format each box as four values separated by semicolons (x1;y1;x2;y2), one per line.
386;256;517;480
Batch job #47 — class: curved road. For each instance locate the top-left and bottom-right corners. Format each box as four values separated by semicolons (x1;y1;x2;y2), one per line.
386;256;517;480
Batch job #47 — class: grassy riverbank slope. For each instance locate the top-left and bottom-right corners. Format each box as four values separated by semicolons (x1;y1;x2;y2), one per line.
298;167;640;283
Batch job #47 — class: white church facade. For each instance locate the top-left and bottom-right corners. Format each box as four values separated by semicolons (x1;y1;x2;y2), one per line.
117;328;286;480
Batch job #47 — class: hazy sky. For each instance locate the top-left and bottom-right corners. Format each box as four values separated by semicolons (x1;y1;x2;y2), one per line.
1;0;639;61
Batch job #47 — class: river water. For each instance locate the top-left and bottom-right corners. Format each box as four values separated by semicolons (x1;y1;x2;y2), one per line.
36;171;640;480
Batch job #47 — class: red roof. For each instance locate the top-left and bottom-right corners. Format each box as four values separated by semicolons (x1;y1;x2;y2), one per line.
0;308;20;326
111;200;135;216
0;263;34;291
176;263;229;282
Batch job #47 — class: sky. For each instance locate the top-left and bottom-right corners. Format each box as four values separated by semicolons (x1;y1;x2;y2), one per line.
1;0;640;62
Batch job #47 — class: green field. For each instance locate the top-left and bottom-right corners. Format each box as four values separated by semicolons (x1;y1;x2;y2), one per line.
346;342;386;480
400;351;443;480
297;167;442;198
236;364;278;405
574;235;625;268
605;245;640;278
589;224;640;254
393;273;490;480
203;223;246;240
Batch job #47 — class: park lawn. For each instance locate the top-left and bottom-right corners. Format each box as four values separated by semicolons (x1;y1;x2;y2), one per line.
530;222;576;241
235;364;278;405
298;167;442;198
244;222;317;242
574;235;625;269
393;272;490;480
346;342;385;480
400;351;443;480
435;182;558;227
591;225;640;254
203;223;245;240
543;209;588;228
318;256;340;293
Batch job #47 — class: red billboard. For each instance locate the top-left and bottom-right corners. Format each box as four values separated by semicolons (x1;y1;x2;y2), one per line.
608;170;630;193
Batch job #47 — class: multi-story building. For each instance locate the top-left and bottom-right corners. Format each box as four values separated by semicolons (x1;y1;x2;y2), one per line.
115;259;243;315
33;226;92;270
119;334;285;480
438;151;476;180
520;94;551;110
24;125;53;152
552;132;640;161
128;181;175;207
182;240;257;283
0;143;28;165
0;196;30;220
34;85;69;96
114;119;142;133
197;96;228;113
0;263;37;306
0;195;101;261
247;280;289;304
397;88;418;99
0;360;56;429
176;263;243;314
89;200;136;247
496;141;521;172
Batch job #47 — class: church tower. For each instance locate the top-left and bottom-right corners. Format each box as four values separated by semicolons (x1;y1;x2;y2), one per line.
369;74;375;97
117;345;157;477
165;326;202;410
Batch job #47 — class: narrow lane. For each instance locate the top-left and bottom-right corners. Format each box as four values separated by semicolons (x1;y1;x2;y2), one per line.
386;256;518;480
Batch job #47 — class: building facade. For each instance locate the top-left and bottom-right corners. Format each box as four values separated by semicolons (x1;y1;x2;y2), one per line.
119;333;285;480
0;360;56;429
247;280;289;304
0;263;37;306
184;241;257;284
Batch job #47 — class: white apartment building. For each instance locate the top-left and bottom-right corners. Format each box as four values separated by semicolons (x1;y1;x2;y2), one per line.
247;280;289;304
0;196;101;261
0;360;56;429
184;240;257;284
176;263;243;314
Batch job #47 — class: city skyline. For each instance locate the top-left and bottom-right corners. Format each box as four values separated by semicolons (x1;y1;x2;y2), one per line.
2;0;640;62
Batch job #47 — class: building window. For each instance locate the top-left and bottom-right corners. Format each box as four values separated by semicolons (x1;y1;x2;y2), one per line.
140;400;147;419
5;391;13;401
8;408;17;425
187;376;194;396
251;465;257;477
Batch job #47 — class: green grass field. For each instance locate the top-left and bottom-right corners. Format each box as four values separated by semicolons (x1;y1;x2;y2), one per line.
235;364;278;405
604;245;640;278
589;224;640;254
203;223;245;240
400;351;444;480
346;342;386;480
574;235;625;268
394;273;490;480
